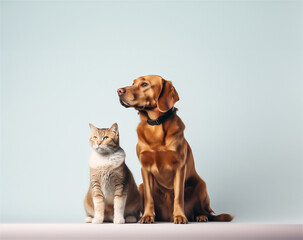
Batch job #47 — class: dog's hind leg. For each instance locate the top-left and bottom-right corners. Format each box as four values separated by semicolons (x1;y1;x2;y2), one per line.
197;189;233;222
138;183;144;215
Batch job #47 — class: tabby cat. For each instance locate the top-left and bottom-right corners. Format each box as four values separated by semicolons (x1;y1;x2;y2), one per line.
84;123;140;224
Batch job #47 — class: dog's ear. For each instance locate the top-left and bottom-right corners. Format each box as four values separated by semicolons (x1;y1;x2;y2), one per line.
157;80;179;112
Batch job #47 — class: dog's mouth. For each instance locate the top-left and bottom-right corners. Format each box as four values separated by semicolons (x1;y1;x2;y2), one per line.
119;98;133;108
119;97;155;110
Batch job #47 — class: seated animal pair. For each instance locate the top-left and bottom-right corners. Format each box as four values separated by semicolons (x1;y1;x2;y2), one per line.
84;75;233;224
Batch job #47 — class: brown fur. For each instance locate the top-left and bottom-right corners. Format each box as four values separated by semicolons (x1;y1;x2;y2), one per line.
118;75;233;223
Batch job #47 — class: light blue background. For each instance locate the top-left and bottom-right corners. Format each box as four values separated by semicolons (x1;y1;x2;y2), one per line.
1;1;302;223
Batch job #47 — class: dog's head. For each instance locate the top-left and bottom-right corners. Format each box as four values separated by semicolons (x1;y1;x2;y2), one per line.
117;75;179;112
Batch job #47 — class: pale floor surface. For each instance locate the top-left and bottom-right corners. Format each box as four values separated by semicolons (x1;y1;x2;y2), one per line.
0;223;302;240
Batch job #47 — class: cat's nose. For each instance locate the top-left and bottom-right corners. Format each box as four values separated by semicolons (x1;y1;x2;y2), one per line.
117;88;126;96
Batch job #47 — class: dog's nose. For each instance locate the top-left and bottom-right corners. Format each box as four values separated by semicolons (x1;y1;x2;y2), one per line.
117;88;126;96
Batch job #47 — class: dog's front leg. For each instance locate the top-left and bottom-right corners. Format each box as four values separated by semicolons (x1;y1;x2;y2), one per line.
140;168;155;223
173;165;188;224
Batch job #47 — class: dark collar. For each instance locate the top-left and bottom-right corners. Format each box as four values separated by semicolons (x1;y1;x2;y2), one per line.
146;107;175;125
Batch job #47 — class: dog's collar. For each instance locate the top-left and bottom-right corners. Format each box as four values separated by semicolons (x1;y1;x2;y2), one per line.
146;107;175;126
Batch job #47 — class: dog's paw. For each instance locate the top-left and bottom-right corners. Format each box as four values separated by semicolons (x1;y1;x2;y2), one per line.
114;217;125;224
85;217;92;223
196;215;208;222
140;215;155;224
174;215;188;224
92;217;104;224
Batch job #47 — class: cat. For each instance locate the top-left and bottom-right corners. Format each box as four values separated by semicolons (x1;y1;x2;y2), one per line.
84;123;140;224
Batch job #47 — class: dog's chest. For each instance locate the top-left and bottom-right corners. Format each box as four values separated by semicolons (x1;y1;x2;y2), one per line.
140;124;166;145
140;150;178;189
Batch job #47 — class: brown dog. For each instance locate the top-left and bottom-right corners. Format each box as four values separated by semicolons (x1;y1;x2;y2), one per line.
117;75;233;224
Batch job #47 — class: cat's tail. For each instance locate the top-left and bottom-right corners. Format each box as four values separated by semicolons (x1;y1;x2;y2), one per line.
125;216;138;223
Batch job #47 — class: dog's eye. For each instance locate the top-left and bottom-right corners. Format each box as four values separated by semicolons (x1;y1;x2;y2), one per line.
141;82;148;87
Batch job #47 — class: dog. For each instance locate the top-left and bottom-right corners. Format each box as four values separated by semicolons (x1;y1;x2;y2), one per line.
117;75;233;224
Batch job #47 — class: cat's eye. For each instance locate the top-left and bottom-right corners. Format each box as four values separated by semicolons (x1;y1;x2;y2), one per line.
103;136;108;140
141;82;148;87
93;136;97;139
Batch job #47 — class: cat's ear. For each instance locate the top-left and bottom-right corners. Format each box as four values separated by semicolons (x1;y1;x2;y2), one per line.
109;123;118;135
89;123;97;132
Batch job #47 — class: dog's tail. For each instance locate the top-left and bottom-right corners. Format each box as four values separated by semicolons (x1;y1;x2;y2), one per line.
208;213;234;222
203;198;234;222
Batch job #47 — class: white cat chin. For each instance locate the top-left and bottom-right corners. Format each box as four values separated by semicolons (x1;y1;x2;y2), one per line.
95;146;111;153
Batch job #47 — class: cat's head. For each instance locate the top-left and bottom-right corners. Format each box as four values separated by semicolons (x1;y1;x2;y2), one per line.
89;123;119;153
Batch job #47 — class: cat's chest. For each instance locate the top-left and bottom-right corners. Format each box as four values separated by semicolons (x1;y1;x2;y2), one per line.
88;150;124;168
90;168;117;203
89;151;110;168
98;170;116;198
89;151;122;200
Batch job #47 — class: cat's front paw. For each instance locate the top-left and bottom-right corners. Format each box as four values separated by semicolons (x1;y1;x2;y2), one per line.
85;217;92;223
92;217;104;224
113;217;125;224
